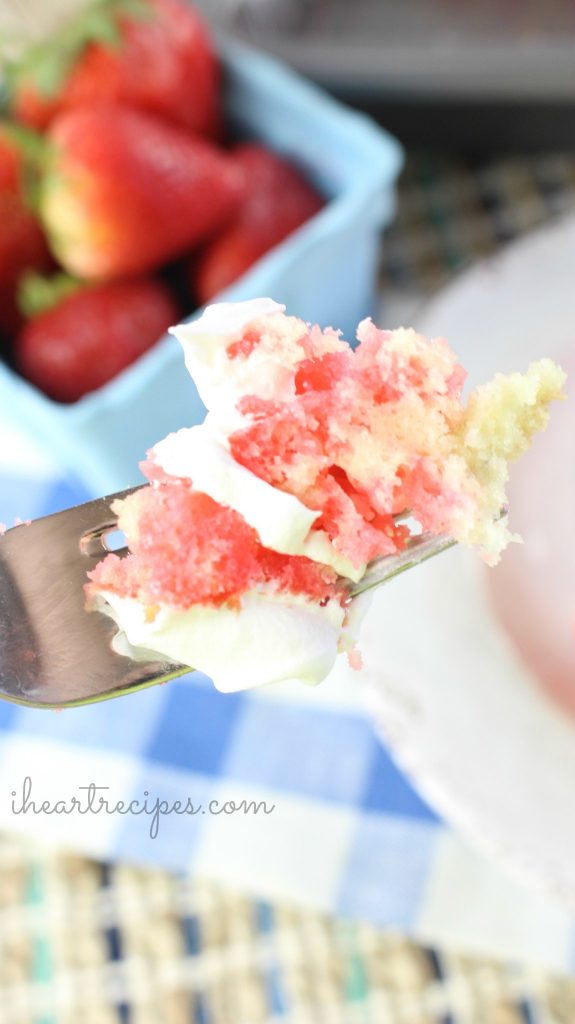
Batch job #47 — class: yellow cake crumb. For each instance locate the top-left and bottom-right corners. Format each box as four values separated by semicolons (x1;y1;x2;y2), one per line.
455;358;566;563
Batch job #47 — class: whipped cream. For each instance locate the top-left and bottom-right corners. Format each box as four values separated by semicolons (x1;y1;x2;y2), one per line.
169;298;287;415
152;426;363;581
153;426;318;555
102;588;347;693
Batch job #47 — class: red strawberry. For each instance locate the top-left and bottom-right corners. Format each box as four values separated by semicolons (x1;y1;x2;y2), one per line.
10;0;221;138
14;277;179;402
40;105;243;280
0;127;52;337
193;144;324;305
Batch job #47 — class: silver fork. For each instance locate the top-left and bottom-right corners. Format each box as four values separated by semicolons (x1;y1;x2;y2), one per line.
0;487;462;709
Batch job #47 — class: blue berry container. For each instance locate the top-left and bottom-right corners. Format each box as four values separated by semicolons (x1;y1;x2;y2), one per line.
0;42;403;496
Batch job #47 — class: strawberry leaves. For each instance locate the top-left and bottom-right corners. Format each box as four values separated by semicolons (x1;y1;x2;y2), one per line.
5;0;152;100
18;270;81;318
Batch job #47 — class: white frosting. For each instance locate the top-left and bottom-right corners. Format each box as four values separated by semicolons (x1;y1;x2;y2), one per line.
300;531;364;582
102;589;347;693
173;297;284;341
169;298;287;414
152;426;319;556
152;426;364;581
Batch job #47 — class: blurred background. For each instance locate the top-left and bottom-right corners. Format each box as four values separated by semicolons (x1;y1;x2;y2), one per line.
198;0;575;151
1;1;575;1022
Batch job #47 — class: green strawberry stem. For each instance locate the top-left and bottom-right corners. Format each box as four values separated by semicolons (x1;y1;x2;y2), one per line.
5;0;151;99
2;122;49;167
1;122;51;213
19;271;82;319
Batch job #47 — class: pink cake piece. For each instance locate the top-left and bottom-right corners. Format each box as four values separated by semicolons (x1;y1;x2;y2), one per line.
228;315;472;568
90;314;477;610
86;300;564;694
88;476;340;612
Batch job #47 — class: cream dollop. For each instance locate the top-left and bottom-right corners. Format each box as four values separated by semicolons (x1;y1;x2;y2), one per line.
102;589;347;693
152;426;363;581
169;298;286;415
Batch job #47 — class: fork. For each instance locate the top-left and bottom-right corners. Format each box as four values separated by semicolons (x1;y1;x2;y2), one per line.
0;487;464;709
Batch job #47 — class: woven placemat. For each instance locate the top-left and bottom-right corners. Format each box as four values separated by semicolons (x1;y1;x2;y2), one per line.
380;150;575;295
4;151;575;1023
1;834;575;1024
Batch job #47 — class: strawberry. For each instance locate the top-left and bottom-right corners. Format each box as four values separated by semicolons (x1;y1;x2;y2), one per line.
39;105;243;280
193;144;324;305
9;0;221;138
0;127;52;337
14;276;179;402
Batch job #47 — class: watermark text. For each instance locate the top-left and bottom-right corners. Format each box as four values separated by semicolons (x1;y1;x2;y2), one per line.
11;776;275;839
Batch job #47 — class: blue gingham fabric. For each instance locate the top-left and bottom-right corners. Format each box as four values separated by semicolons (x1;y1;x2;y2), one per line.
2;420;575;974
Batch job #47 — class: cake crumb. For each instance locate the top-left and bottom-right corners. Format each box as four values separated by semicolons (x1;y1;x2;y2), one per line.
347;647;363;671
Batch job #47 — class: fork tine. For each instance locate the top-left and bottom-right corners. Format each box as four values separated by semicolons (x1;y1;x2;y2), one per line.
0;487;187;709
0;485;504;707
347;531;458;600
349;507;509;600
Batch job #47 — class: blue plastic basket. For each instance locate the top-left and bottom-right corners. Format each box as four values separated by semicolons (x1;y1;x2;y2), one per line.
0;43;403;496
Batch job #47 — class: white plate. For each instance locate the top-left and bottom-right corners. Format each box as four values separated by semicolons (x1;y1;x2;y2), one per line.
363;211;575;907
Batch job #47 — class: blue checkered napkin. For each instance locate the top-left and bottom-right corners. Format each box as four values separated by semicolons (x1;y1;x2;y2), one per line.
2;440;575;972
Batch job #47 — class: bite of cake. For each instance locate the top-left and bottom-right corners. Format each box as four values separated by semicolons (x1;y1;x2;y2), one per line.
86;298;565;691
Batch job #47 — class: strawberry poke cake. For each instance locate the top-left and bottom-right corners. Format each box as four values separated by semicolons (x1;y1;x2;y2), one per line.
86;298;565;691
